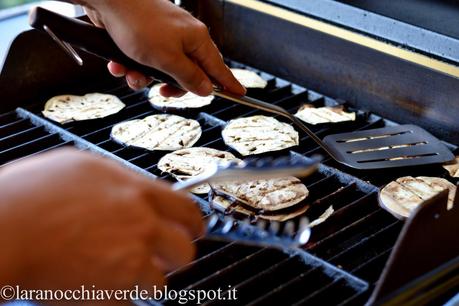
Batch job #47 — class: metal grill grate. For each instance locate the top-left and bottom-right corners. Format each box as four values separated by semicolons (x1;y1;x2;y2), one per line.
1;62;457;305
156;234;369;306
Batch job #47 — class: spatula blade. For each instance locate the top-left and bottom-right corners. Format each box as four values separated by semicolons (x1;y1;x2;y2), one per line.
323;125;455;170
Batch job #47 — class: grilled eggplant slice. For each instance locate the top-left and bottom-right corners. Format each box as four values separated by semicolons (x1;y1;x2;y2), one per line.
212;176;308;211
295;104;356;125
379;176;456;219
158;147;241;194
443;156;459;178
43;93;125;124
222;115;299;156
111;114;201;151
231;68;268;89
148;84;214;111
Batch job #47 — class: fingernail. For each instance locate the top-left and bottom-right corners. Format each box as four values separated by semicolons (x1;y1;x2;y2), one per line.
112;71;126;78
107;63;125;77
127;75;147;89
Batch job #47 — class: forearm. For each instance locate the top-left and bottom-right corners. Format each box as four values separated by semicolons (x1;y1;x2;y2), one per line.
0;177;24;287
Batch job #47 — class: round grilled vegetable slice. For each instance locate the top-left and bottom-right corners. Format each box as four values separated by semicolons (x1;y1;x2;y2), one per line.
148;84;214;110
222;115;299;156
158;147;242;194
111;114;201;151
443;156;459;178
211;195;310;222
212;176;309;212
43;93;125;124
294;105;356;125
231;68;268;89
379;176;456;219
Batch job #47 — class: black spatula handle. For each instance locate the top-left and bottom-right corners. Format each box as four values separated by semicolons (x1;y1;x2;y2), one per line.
29;6;180;87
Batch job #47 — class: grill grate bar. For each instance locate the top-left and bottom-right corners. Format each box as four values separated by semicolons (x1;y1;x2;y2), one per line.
165;241;237;279
245;261;329;305
291;277;361;306
0;141;74;168
15;107;157;179
306;192;379;244
350;248;393;283
166;243;262;291
308;209;389;255
328;221;402;271
0;126;44;149
170;247;289;303
213;256;295;299
0;115;25;128
339;290;371;306
0;133;65;165
0;110;17;121
0;125;42;142
0;119;33;137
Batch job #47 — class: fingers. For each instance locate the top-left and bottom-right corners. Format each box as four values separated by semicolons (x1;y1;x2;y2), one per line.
137;258;166;293
126;72;153;90
137;179;204;238
156;54;213;96
107;62;153;90
107;61;127;77
189;38;246;96
108;62;185;97
159;84;187;98
150;218;196;271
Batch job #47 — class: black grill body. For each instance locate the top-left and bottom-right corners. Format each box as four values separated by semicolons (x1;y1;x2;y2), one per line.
187;0;459;144
1;2;459;305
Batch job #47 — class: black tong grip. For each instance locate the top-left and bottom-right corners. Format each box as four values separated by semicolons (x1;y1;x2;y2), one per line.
29;6;179;86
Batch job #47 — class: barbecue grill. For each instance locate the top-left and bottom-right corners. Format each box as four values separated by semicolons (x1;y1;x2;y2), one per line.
1;0;459;305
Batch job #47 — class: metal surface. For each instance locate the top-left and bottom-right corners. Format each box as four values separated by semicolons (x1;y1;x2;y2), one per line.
224;0;459;78
2;6;459;303
374;256;459;306
0;53;390;304
43;25;83;66
30;7;456;170
265;0;459;64
0;30;116;113
205;214;311;248
369;188;459;304
336;0;459;41
192;0;459;144
322;124;455;169
172;156;318;192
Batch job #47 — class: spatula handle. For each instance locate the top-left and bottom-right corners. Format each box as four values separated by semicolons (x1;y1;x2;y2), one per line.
29;6;180;87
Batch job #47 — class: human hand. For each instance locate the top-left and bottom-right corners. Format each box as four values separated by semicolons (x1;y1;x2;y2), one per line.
0;148;203;303
79;0;245;97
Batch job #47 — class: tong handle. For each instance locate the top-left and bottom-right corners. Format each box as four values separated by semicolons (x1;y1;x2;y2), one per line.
29;6;179;87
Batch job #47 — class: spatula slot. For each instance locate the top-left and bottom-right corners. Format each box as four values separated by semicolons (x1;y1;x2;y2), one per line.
336;130;412;143
347;142;427;154
356;153;439;164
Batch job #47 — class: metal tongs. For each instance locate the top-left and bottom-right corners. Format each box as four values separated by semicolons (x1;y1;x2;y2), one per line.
170;156;318;248
171;156;318;191
29;7;454;170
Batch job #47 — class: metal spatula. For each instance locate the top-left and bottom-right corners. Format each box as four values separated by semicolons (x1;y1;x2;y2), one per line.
29;7;455;170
